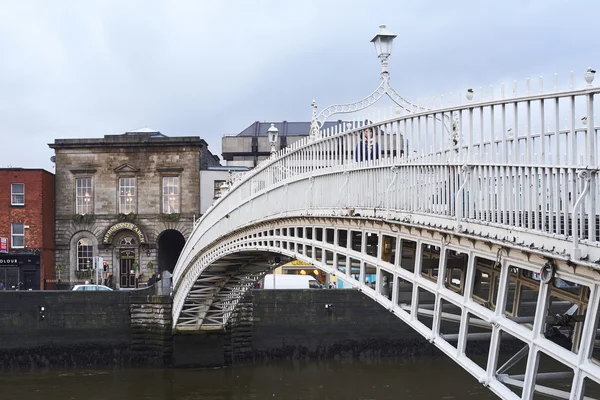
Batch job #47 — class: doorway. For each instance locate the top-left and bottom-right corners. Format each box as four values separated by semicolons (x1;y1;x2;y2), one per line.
157;230;186;274
120;249;136;288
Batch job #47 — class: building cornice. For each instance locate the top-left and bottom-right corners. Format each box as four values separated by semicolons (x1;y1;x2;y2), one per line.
49;137;206;150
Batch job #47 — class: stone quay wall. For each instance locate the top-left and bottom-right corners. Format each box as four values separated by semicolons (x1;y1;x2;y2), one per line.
0;286;171;370
0;288;439;370
173;289;435;367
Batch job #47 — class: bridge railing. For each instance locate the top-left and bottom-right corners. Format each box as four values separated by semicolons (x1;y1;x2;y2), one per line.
174;81;599;286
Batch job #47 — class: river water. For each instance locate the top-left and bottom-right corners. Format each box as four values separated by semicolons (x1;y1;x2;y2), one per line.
0;357;499;400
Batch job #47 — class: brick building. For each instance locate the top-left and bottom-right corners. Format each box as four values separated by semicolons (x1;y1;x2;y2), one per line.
0;168;55;290
48;128;219;289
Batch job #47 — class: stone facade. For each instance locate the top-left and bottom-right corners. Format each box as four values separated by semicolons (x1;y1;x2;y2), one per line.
49;130;216;288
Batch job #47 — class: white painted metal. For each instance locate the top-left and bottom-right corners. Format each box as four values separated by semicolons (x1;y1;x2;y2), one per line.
174;217;600;399
172;68;599;399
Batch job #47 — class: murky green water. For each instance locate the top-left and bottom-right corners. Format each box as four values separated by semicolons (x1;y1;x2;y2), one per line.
0;358;498;400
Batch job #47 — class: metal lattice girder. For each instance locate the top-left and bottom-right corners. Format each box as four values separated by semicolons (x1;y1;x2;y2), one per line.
172;216;600;400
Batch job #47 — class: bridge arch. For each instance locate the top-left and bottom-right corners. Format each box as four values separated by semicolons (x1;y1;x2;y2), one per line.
173;80;600;398
173;216;600;398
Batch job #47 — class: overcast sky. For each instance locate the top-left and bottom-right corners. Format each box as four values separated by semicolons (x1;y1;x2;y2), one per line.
0;0;598;172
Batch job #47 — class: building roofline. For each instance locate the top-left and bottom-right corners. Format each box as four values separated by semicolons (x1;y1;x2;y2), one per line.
0;168;55;175
49;136;207;149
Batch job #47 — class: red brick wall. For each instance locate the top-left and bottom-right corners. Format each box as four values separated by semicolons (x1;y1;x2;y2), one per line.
0;169;55;288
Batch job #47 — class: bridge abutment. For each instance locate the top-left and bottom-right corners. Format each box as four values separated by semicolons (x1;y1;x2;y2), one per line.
172;289;438;367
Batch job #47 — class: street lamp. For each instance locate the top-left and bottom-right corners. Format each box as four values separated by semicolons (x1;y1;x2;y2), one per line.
370;24;397;77
309;24;455;142
267;123;279;155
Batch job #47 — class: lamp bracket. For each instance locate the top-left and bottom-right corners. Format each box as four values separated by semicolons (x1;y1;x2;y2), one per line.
313;76;452;130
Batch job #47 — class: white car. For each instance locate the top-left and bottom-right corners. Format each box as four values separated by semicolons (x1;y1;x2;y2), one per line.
72;284;113;291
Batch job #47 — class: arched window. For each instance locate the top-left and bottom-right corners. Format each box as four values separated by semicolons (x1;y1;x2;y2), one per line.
77;238;93;270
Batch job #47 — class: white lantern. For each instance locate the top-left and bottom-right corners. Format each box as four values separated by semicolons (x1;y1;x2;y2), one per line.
370;24;397;59
267;123;279;154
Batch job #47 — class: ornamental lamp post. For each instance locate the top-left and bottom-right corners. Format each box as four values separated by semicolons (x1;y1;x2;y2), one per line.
310;24;455;142
370;24;397;78
267;123;279;155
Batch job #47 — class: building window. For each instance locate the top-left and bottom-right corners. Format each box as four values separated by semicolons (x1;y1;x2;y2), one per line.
10;222;25;249
11;223;24;248
77;238;93;270
162;176;180;213
75;177;93;214
119;177;136;213
11;183;25;206
214;180;226;199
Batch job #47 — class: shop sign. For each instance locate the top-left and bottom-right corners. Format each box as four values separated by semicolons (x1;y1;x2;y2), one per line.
0;256;18;266
103;222;146;244
0;237;7;253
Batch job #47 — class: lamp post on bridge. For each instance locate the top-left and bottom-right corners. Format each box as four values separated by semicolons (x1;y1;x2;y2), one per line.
309;25;455;139
370;24;397;90
267;123;279;155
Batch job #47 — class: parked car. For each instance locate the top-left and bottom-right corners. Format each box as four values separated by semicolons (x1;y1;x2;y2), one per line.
72;284;113;291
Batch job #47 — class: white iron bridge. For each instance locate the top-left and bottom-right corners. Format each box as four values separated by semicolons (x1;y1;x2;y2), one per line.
171;27;600;399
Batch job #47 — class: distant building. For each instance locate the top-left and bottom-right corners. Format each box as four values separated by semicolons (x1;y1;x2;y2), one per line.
0;168;55;290
199;165;250;214
48;128;220;289
222;120;345;168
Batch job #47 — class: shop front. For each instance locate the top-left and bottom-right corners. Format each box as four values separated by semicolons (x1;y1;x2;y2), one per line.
0;253;40;290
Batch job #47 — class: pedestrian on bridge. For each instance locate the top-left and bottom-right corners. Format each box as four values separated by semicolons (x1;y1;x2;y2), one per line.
355;128;379;162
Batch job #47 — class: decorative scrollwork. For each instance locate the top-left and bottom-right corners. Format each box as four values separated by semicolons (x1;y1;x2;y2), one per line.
313;74;456;142
577;169;592;181
315;81;386;128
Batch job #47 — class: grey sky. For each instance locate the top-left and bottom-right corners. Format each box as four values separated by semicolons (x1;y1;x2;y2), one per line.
0;0;597;172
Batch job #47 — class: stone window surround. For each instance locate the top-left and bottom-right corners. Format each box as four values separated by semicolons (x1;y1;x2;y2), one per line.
118;175;137;214
158;168;183;214
76;238;94;271
69;231;98;275
71;169;96;215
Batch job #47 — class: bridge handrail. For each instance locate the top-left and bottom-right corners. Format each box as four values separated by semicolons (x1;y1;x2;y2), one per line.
175;84;599;286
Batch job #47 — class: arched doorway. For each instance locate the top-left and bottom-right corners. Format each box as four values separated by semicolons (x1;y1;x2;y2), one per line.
114;233;139;289
157;230;186;274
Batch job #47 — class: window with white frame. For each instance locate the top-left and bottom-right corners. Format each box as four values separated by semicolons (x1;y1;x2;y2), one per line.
11;183;24;206
119;177;136;213
214;180;225;199
11;223;24;248
162;176;180;213
77;238;93;270
75;177;93;214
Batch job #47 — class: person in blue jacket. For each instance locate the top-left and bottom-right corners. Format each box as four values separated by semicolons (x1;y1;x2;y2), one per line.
355;128;380;162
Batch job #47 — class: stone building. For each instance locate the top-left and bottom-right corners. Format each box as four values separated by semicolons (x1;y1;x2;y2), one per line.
0;168;55;290
49;128;219;288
